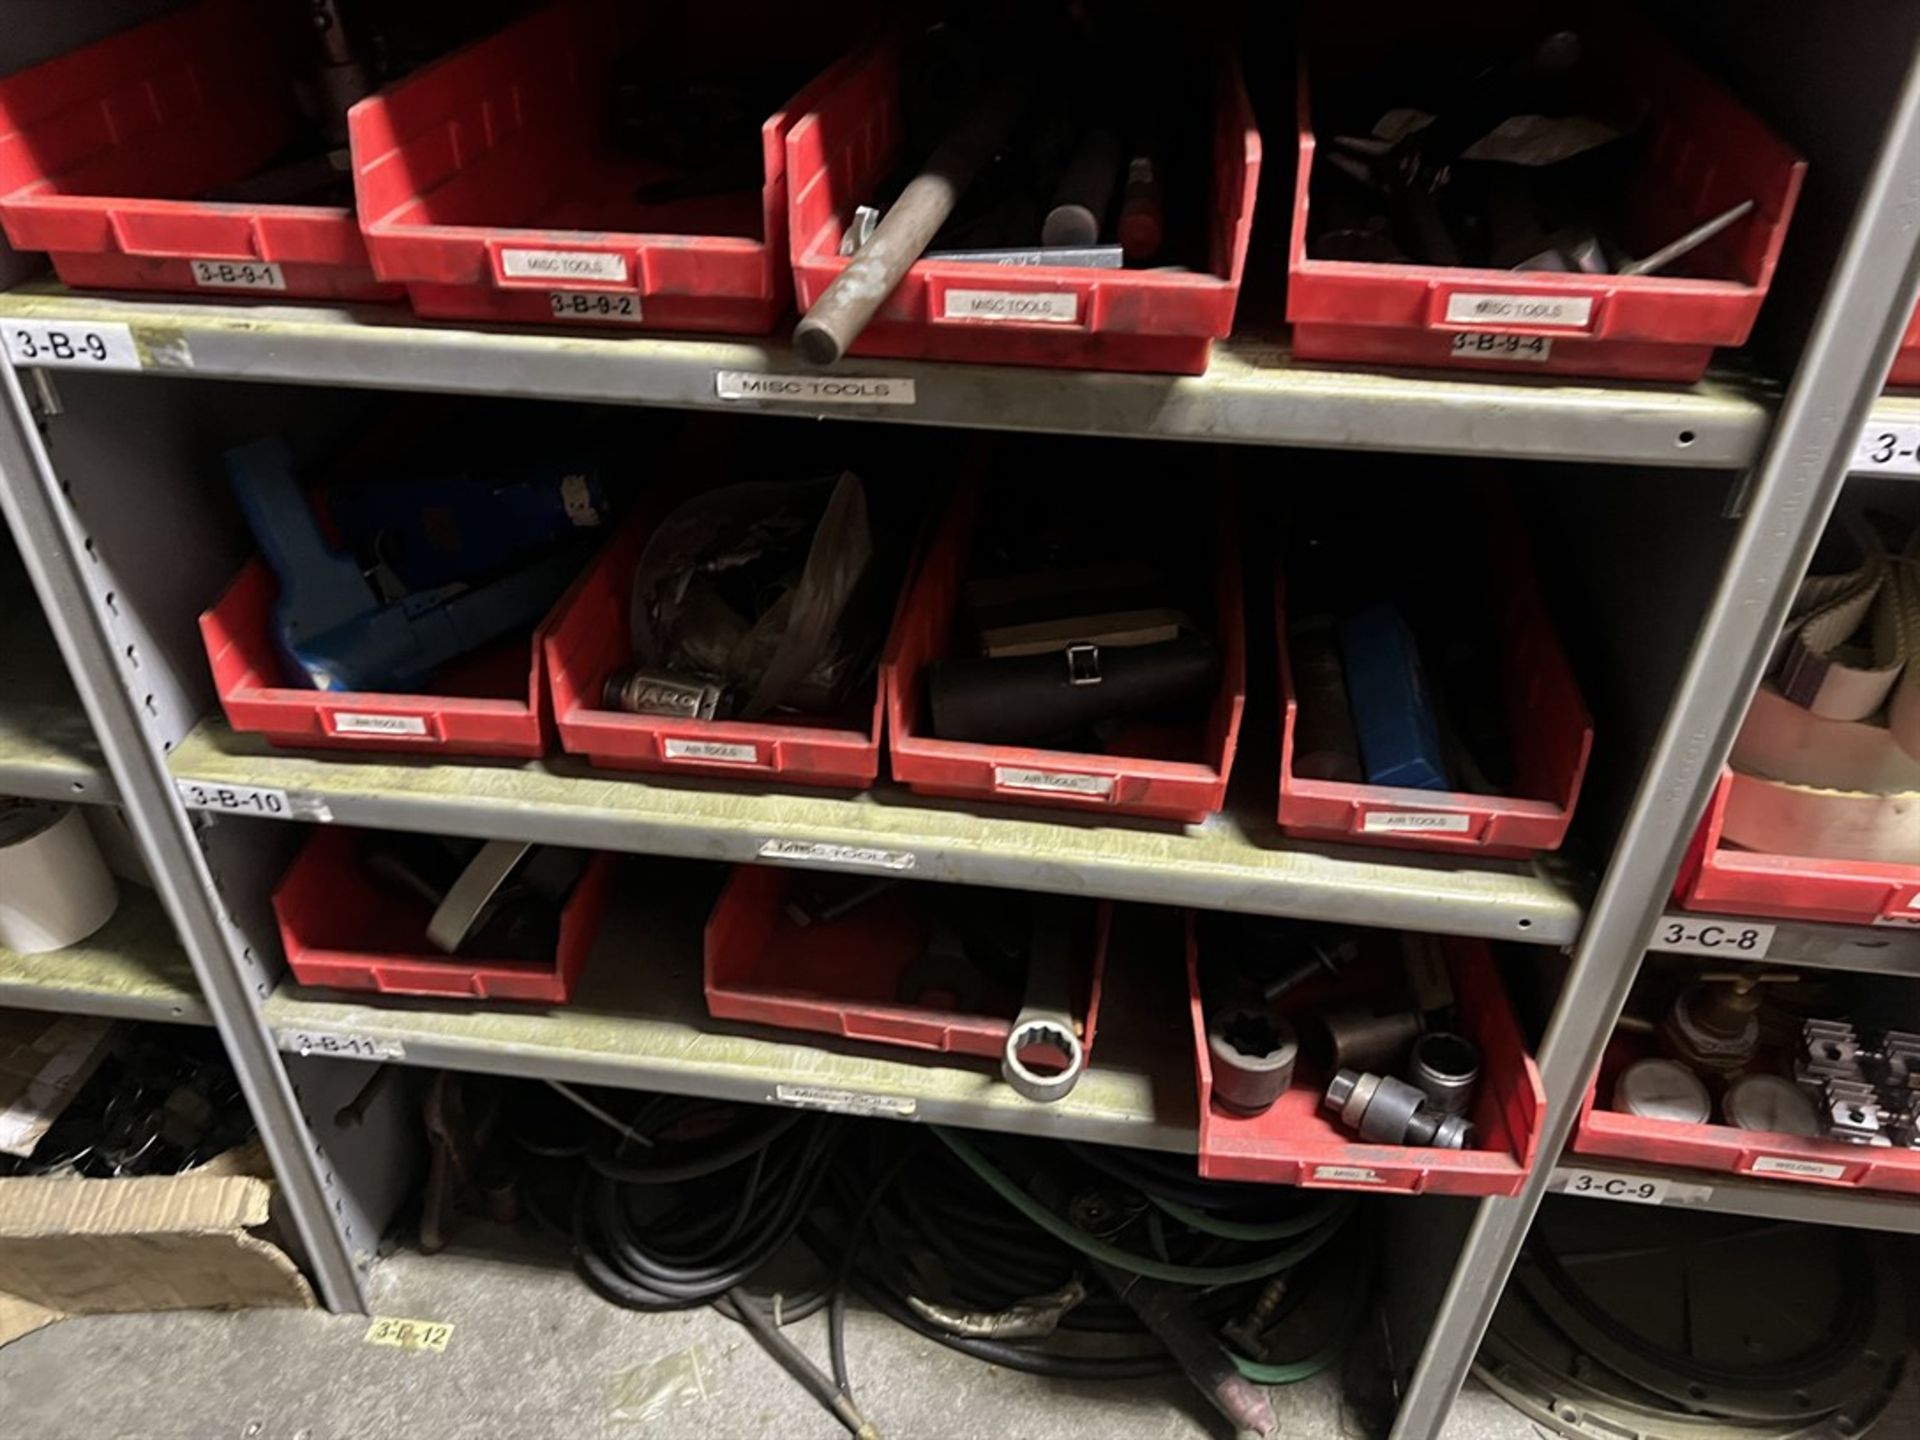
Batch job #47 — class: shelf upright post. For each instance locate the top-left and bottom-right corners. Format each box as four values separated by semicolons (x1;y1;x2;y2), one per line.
0;362;374;1312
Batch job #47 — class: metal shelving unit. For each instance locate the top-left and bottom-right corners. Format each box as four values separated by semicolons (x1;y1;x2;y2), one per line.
170;719;1584;945
0;12;1915;1440
0;884;208;1025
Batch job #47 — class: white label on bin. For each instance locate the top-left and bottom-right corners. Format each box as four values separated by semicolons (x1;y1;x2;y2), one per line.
1553;1168;1712;1206
331;712;429;737
774;1084;916;1119
190;259;285;291
994;766;1115;798
548;290;643;323
278;1030;406;1062
1444;292;1593;328
501;248;628;283
1313;1166;1385;1185
664;738;759;764
1450;332;1551;362
758;839;917;872
941;289;1078;324
1749;1155;1849;1180
715;371;917;406
4;320;140;371
1854;421;1920;476
1653;915;1775;959
1362;810;1471;834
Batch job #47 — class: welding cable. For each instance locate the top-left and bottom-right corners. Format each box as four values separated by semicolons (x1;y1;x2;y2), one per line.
811;1126;1368;1387
558;1095;882;1439
574;1100;837;1309
934;1127;1353;1285
826;1140;921;1402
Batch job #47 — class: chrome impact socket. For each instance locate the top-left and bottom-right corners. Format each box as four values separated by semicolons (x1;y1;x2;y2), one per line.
1406;1032;1480;1117
1324;1069;1475;1149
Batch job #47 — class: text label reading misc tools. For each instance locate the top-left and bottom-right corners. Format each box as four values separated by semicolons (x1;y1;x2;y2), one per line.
715;372;916;406
1444;293;1593;328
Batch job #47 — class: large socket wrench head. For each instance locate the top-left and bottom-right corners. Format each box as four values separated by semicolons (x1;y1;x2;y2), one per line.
1206;1007;1298;1116
1324;1069;1476;1149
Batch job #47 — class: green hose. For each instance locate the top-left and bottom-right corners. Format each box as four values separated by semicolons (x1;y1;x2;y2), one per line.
929;1126;1368;1387
1144;1188;1343;1243
931;1127;1354;1287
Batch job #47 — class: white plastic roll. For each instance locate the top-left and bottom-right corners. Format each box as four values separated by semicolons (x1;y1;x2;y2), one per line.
1721;770;1919;866
0;802;119;954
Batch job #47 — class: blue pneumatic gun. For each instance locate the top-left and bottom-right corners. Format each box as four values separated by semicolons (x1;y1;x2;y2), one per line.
225;438;598;693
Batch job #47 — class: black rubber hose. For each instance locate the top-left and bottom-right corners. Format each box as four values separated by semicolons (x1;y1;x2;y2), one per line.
731;1286;881;1440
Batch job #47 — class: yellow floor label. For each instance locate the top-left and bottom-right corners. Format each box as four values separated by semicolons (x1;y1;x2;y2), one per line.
363;1317;453;1352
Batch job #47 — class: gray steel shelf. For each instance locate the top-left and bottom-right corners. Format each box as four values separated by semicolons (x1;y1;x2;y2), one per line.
170;717;1585;945
0;596;112;803
0;284;1770;468
1651;914;1920;975
262;886;1198;1153
1549;1161;1920;1235
0;697;109;803
0;883;208;1024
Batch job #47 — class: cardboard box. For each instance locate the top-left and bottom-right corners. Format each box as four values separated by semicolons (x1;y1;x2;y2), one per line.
0;1143;315;1346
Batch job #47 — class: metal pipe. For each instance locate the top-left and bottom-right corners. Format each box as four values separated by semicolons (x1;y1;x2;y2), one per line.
1043;127;1122;247
794;80;1032;367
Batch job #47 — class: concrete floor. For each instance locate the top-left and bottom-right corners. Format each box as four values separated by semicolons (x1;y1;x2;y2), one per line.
1;1238;1909;1440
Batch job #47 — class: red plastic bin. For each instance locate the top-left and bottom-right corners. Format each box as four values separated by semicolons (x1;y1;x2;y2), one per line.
200;558;566;760
546;509;894;789
1890;302;1920;389
1573;1032;1920;1196
0;0;397;302
1187;916;1543;1194
1672;770;1920;929
1287;6;1805;382
787;36;1260;375
884;488;1246;825
1275;535;1592;859
349;0;840;333
705;866;1107;1060
273;827;614;1002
